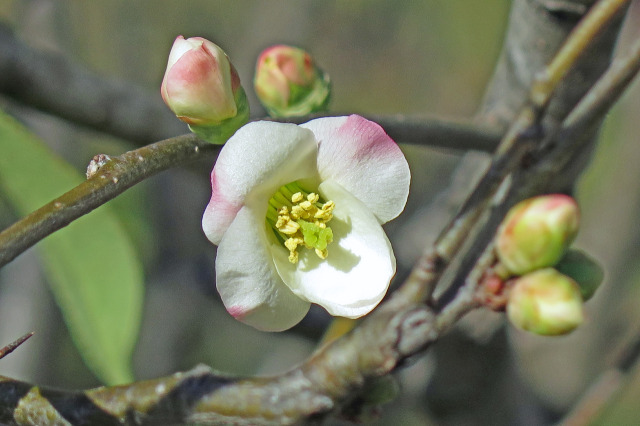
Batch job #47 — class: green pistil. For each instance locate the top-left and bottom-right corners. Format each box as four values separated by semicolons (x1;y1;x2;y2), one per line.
298;220;333;251
266;181;335;263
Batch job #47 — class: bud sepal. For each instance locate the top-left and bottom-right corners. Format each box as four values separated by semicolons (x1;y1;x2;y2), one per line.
187;87;249;144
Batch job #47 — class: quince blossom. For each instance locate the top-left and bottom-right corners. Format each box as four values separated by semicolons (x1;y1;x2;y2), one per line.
202;115;410;331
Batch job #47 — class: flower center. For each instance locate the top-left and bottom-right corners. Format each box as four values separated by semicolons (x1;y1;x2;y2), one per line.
266;181;335;263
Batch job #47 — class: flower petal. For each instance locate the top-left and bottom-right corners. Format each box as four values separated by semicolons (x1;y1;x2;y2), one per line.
300;115;410;224
216;205;310;331
271;180;395;318
164;36;195;70
202;121;318;245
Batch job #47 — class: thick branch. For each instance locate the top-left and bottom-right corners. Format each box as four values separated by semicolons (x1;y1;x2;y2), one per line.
1;304;439;425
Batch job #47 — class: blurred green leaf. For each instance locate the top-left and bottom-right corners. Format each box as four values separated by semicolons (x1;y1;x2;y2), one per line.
0;112;143;385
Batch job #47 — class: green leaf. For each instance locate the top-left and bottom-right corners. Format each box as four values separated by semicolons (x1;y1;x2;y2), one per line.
0;112;143;385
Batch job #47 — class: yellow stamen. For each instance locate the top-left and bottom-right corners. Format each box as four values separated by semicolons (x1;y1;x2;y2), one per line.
267;182;336;264
291;205;305;219
291;192;304;203
277;216;300;235
299;200;314;212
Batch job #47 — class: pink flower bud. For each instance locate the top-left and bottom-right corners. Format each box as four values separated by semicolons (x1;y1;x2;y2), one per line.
496;194;579;276
507;268;584;336
254;45;330;117
161;36;243;127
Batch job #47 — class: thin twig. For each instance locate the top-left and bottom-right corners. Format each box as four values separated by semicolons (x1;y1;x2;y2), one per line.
393;0;631;306
0;332;34;360
0;133;218;268
562;35;640;132
559;370;624;426
529;0;630;107
281;113;503;153
433;242;494;329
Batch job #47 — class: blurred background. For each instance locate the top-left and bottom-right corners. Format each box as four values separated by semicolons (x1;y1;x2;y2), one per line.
0;0;639;424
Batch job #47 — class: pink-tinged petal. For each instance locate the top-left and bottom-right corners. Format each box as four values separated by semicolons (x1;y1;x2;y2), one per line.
216;205;310;331
162;42;236;125
164;36;193;70
271;180;395;318
300;115;410;224
202;121;318;245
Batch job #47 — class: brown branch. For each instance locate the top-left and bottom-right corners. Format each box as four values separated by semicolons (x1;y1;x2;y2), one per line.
0;134;219;268
280;113;503;153
562;33;640;132
0;305;440;425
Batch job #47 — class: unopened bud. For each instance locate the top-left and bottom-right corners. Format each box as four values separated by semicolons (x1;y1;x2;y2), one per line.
161;36;249;143
496;194;579;275
254;45;330;117
507;268;584;336
555;249;604;301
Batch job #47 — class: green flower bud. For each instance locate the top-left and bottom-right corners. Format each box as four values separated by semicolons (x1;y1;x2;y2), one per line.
254;45;331;117
496;194;580;275
555;249;604;301
507;268;584;336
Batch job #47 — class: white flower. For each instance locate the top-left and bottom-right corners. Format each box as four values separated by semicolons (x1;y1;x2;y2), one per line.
202;115;410;331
